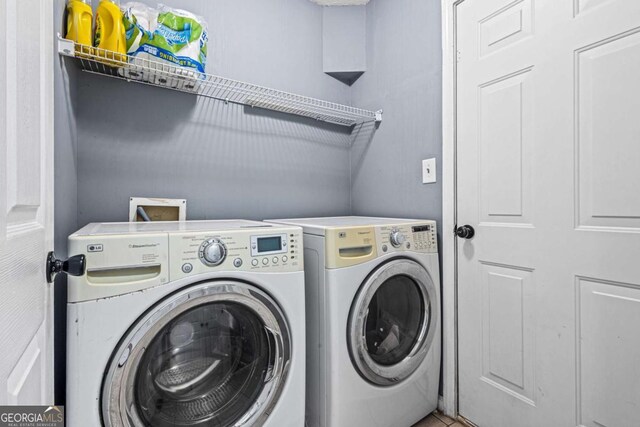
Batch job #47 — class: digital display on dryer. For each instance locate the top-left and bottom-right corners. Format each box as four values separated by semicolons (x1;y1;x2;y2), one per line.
412;225;431;232
257;236;282;253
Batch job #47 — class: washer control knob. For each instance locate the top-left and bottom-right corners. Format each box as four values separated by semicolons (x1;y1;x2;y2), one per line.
199;238;227;266
389;230;406;248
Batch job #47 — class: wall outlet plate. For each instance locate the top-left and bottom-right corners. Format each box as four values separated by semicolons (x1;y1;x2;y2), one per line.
422;158;436;184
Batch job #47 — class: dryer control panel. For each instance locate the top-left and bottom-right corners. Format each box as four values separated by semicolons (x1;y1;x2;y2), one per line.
375;221;438;255
375;222;438;255
170;227;304;279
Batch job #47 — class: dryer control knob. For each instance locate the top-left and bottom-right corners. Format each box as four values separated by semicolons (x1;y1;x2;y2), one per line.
199;238;227;266
389;230;406;248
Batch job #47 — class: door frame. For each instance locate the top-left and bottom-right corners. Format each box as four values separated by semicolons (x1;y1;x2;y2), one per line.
440;0;464;418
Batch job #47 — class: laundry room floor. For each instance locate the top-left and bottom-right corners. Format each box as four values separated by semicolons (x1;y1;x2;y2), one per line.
413;411;467;427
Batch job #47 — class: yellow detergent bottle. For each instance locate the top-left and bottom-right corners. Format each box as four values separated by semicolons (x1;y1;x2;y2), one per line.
94;0;127;66
65;0;93;56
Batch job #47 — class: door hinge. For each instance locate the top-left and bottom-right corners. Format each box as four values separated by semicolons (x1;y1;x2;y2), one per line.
456;50;462;63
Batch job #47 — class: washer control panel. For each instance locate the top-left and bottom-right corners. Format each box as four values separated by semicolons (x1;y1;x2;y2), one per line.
170;227;303;279
376;221;438;254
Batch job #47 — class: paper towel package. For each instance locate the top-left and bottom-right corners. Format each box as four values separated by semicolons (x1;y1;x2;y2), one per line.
120;2;208;87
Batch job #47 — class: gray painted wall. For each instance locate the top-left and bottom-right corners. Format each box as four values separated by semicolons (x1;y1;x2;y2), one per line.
75;0;353;228
61;0;443;242
351;0;443;229
323;6;367;73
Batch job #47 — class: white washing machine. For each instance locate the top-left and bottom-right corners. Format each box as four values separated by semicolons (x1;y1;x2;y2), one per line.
65;220;305;427
267;217;441;427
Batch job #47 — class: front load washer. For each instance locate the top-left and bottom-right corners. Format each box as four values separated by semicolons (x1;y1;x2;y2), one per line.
65;220;305;427
266;217;441;427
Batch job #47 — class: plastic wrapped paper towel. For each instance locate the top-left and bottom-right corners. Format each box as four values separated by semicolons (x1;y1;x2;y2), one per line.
120;2;158;81
123;2;158;55
120;3;208;89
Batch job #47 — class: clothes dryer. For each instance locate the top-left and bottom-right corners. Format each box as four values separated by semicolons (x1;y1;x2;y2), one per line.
267;216;441;427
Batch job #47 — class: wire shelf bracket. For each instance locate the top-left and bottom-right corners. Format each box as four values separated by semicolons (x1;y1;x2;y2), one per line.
58;36;382;128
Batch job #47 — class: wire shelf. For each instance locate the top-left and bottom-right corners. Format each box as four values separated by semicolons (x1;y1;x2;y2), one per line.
58;36;382;128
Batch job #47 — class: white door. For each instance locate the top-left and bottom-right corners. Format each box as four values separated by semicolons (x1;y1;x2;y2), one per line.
456;0;640;426
0;0;54;404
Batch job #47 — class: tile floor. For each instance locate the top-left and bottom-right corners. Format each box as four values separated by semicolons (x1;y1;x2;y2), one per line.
413;411;468;427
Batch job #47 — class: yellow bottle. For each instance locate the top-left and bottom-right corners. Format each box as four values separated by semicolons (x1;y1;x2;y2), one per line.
94;0;126;66
65;0;93;56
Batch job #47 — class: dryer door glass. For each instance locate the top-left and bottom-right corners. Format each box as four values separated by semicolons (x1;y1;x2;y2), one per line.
348;259;439;386
103;281;291;427
364;275;424;365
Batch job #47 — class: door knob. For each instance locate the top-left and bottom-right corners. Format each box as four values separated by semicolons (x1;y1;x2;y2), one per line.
455;225;475;239
46;251;86;283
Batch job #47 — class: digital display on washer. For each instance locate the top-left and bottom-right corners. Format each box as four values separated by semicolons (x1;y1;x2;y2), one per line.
257;236;282;253
412;225;431;232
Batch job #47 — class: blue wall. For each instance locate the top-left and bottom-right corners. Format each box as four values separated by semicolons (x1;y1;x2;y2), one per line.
351;0;443;229
73;0;355;229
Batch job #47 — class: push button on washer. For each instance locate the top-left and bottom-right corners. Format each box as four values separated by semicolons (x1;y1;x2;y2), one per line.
182;263;193;273
262;258;269;265
233;258;243;268
251;259;259;267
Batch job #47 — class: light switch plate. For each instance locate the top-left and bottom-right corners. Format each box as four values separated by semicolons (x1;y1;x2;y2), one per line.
422;158;436;184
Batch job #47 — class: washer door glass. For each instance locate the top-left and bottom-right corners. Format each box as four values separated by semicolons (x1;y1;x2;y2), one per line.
364;275;424;366
103;281;291;427
348;259;439;386
135;302;269;426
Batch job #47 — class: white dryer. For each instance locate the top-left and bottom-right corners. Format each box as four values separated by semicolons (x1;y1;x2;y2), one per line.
65;220;305;427
267;217;441;427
